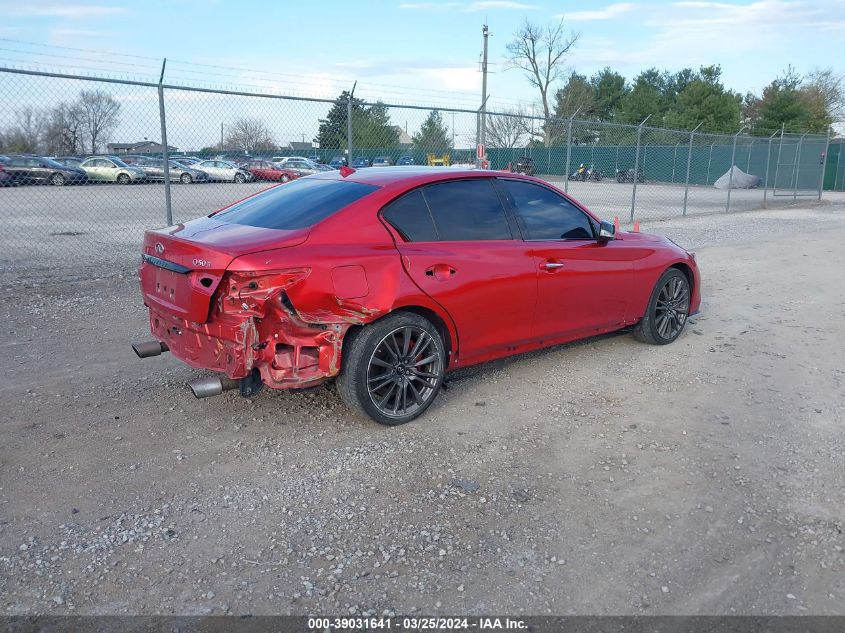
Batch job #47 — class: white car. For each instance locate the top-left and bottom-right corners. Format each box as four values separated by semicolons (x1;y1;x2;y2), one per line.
195;160;253;183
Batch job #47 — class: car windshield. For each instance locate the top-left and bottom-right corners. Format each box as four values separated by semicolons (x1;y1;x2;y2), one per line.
110;157;131;168
214;178;378;230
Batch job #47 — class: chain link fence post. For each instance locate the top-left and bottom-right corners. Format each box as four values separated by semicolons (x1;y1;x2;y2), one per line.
706;144;713;184
763;129;779;208
563;107;581;193
630;115;649;222
818;127;831;200
725;125;747;213
682;123;702;216
792;132;807;201
347;82;356;168
157;59;172;226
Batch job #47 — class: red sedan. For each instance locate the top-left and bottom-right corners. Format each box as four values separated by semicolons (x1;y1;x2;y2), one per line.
133;168;701;425
244;160;299;183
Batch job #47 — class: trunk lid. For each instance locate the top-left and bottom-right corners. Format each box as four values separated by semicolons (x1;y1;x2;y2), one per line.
140;215;308;323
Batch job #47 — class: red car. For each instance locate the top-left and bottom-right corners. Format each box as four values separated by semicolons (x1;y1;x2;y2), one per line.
133;168;701;425
244;160;299;183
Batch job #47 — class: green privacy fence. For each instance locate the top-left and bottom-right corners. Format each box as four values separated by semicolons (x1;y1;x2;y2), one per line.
824;142;845;191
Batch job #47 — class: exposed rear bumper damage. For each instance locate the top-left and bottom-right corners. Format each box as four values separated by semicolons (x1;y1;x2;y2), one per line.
146;300;351;391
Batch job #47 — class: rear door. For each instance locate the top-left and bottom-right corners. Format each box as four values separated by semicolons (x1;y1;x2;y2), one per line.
498;178;635;340
383;178;537;365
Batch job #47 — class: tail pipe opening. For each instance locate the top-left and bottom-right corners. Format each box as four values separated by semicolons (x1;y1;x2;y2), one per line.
132;340;169;358
188;376;239;399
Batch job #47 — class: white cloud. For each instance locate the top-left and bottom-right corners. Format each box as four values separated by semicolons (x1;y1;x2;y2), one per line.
399;2;462;9
8;4;127;18
465;1;536;10
399;0;535;9
557;3;636;21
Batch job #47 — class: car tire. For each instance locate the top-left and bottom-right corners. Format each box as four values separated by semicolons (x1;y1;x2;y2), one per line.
117;173;131;185
234;173;246;184
337;312;446;426
51;173;66;186
633;268;691;345
180;173;192;184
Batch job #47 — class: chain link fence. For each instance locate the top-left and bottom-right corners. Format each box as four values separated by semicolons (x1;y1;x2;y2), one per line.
0;66;833;283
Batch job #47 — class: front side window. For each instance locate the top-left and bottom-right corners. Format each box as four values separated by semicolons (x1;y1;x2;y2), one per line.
422;179;512;241
499;179;595;240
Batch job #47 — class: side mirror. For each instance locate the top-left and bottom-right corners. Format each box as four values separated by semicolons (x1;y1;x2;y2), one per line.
598;220;616;242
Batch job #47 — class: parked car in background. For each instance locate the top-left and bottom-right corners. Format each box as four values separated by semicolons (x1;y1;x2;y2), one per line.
0;155;18;186
123;156;210;183
352;156;371;168
308;155;321;164
372;156;393;167
196;160;254;183
275;157;320;175
397;155;415;166
133;169;700;425
329;156;347;169
514;156;534;176
51;156;84;168
244;160;300;183
6;155;88;186
80;156;146;184
171;156;201;166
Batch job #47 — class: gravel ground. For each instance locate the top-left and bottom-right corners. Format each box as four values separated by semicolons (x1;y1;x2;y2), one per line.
1;202;844;616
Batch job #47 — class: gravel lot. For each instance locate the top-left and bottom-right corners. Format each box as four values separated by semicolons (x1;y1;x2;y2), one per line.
1;199;844;616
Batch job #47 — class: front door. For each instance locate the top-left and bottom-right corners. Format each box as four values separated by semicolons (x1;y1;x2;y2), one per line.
382;179;537;366
497;178;636;341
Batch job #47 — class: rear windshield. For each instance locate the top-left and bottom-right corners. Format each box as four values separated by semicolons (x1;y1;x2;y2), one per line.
214;178;378;230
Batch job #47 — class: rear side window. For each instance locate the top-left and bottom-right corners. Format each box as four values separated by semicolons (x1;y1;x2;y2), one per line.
500;179;595;240
422;179;512;241
215;178;378;230
382;190;438;242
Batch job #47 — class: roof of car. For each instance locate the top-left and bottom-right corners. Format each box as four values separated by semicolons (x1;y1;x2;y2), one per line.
310;166;518;188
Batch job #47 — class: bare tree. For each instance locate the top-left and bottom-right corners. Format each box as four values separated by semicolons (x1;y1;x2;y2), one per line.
803;68;844;122
485;110;528;149
223;118;275;153
79;90;121;154
8;106;46;153
505;19;579;146
43;102;85;155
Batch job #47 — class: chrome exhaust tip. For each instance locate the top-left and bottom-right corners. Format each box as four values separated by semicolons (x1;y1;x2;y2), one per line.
132;340;169;358
187;376;239;399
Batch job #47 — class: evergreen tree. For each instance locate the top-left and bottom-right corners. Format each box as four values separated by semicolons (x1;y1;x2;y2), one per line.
412;110;451;150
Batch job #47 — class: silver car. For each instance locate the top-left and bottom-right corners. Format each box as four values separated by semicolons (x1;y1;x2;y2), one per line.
195;160;253;183
79;156;147;184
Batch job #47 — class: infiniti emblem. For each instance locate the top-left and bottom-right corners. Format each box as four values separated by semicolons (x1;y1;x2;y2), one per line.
155;242;165;255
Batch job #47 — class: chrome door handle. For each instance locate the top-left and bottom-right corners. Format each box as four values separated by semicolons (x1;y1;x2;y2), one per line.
540;261;565;270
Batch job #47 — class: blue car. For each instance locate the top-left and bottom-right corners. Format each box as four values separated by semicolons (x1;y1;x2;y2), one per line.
352;156;371;168
397;155;415;166
329;156;347;169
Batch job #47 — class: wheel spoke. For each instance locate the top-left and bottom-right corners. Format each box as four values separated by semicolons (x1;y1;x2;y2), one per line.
407;380;424;405
408;332;429;359
370;356;393;369
378;382;398;408
401;327;412;357
413;353;439;367
411;369;439;379
368;374;394;390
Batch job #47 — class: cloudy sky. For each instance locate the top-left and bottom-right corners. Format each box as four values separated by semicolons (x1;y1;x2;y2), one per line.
1;0;843;108
0;0;842;148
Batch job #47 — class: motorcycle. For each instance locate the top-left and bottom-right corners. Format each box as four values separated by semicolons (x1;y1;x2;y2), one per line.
571;164;603;182
616;168;645;183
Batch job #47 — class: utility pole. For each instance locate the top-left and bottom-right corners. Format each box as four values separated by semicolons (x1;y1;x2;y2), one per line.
479;23;489;166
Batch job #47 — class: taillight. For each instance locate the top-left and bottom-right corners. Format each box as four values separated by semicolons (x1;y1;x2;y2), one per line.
219;269;309;317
